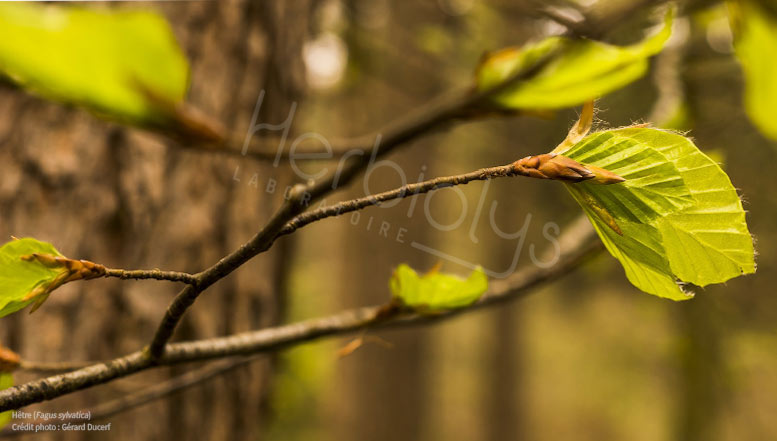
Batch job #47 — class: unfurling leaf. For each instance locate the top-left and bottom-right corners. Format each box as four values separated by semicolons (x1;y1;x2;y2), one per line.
559;128;755;300
553;101;595;153
475;10;672;110
0;372;12;429
0;238;106;317
729;1;777;142
0;3;189;127
390;264;488;312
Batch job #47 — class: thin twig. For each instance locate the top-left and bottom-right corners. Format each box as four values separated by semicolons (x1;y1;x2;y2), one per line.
103;269;199;285
279;164;518;237
0;216;600;412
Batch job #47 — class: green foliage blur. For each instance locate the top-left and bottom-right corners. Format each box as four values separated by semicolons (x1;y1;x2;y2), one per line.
0;3;188;125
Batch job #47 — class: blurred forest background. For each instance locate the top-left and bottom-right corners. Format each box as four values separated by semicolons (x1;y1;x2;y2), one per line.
1;1;776;441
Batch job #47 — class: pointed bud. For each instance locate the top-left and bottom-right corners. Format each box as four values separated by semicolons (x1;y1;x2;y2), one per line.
19;254;107;313
21;254;107;281
586;165;626;184
513;153;594;182
543;155;596;182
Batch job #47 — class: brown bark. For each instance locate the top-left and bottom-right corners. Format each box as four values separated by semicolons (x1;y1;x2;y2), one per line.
0;1;309;440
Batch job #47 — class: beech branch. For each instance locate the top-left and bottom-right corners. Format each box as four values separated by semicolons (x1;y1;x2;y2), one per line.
144;0;669;357
278;147;619;240
145;47;563;359
0;215;600;412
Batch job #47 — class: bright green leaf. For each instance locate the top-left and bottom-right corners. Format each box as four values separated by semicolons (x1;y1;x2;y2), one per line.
0;238;68;317
475;10;672;110
390;264;488;311
0;3;189;125
627;128;756;285
562;130;696;222
730;1;777;141
564;128;755;300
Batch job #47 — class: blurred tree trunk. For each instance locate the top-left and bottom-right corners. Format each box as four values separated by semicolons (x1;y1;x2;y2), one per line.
327;3;438;439
484;307;525;440
0;1;309;440
673;299;727;441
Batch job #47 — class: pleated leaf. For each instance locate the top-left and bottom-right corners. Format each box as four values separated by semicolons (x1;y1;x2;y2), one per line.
390;264;488;311
563;128;755;300
475;11;671;110
563;130;695;222
569;189;691;300
625;128;757;284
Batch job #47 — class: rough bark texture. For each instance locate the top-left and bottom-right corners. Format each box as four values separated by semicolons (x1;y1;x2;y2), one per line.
0;1;309;439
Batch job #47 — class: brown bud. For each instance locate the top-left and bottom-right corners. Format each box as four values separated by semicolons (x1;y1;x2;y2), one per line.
513;153;594;182
19;255;107;314
543;155;596;182
0;346;20;372
21;254;107;281
512;154;625;185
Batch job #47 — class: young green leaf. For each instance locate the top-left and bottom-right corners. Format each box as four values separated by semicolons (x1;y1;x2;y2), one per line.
390;264;488;312
0;238;68;316
0;238;107;317
475;10;672;110
0;373;12;429
563;128;755;300
729;1;777;142
0;3;188;126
